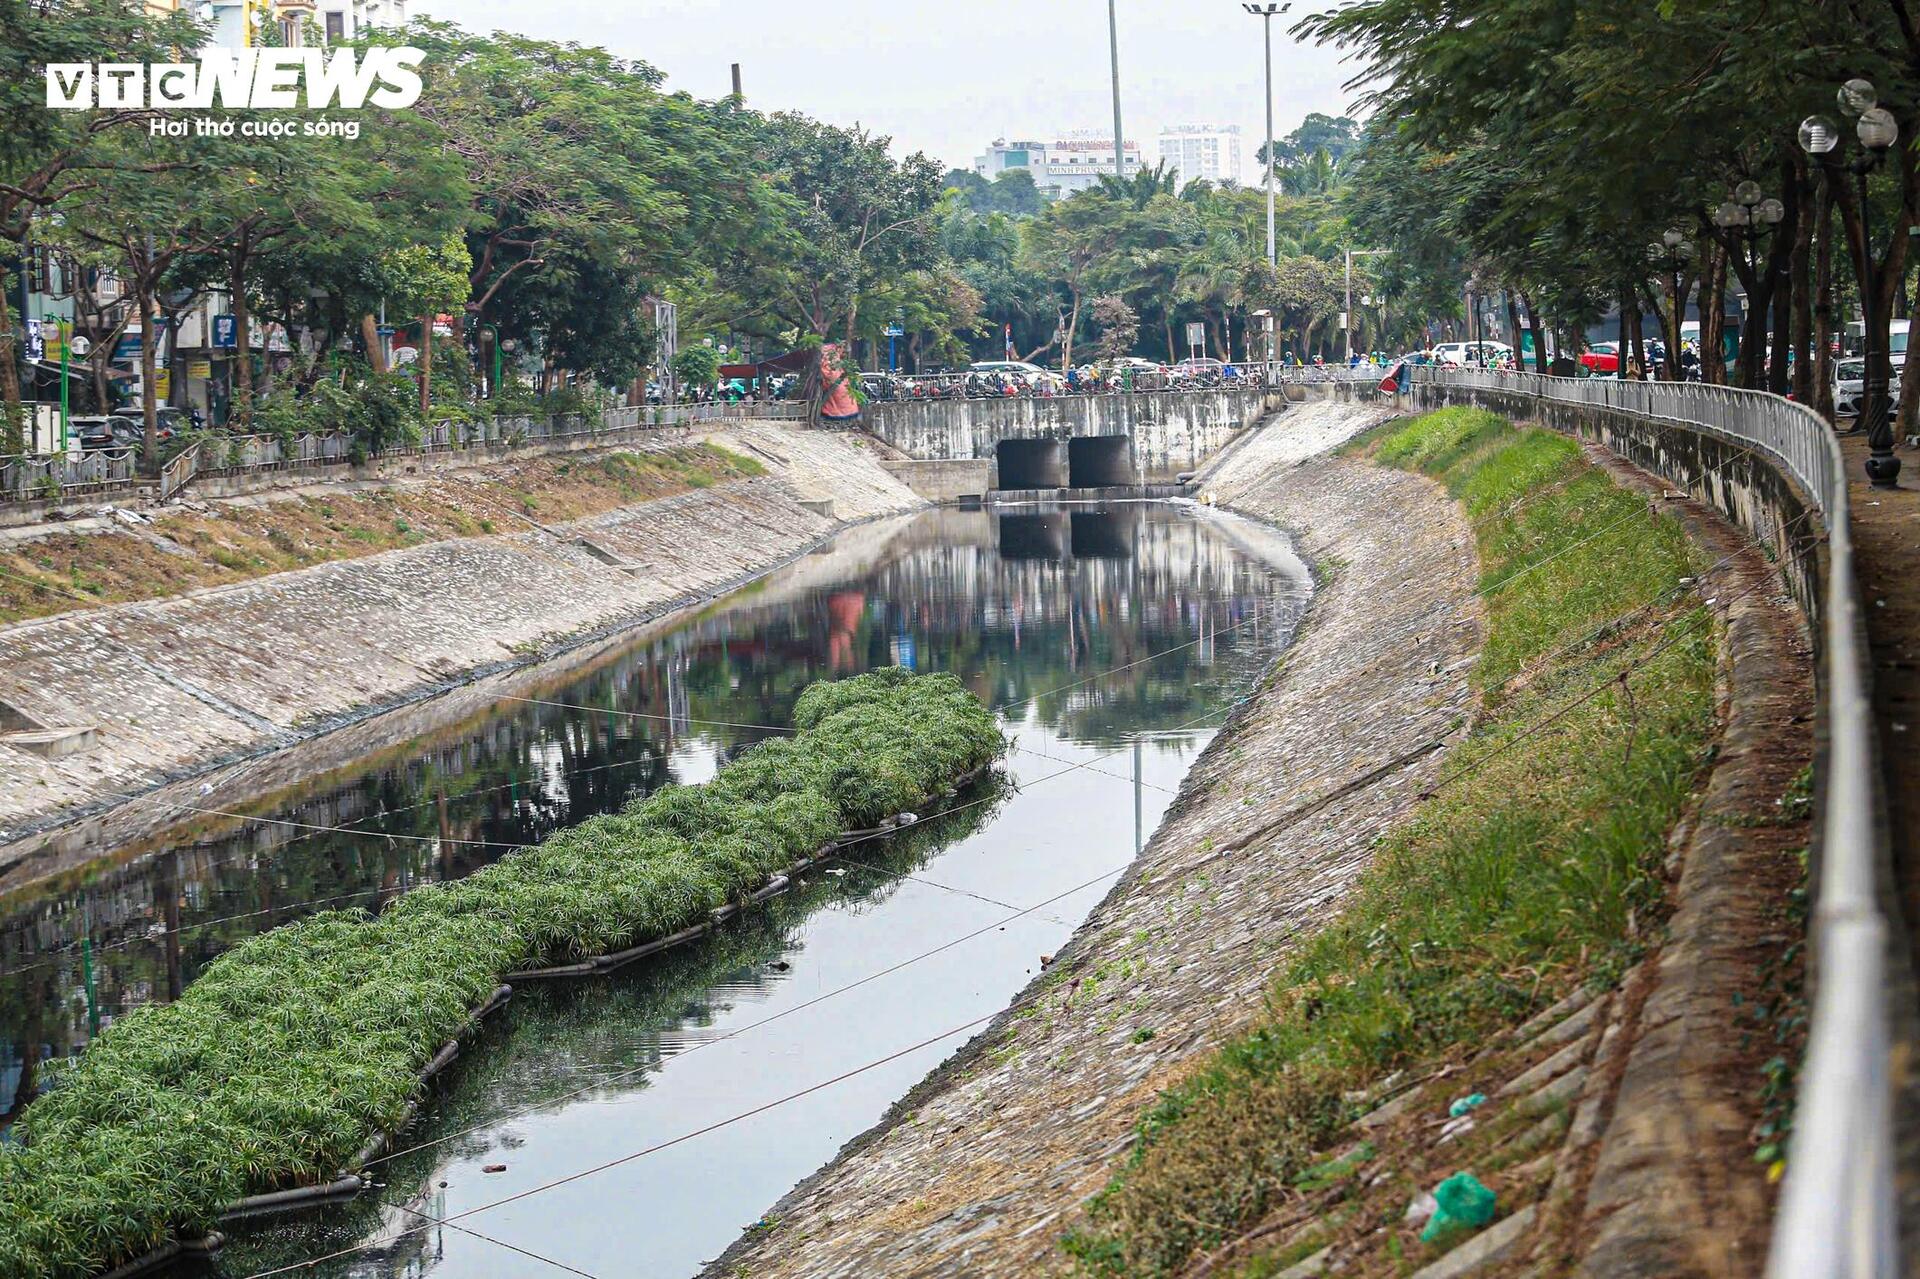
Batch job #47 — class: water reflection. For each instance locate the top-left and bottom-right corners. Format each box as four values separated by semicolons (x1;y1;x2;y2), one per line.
0;503;1308;1148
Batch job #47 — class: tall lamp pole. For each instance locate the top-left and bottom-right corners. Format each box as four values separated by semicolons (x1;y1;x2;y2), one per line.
1244;3;1289;267
1107;0;1127;186
1344;247;1386;365
1801;81;1901;486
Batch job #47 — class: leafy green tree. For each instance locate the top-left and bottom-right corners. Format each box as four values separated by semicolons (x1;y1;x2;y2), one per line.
0;0;202;448
671;343;721;390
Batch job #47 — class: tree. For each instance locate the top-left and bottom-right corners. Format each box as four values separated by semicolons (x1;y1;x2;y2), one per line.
0;0;202;449
725;112;943;417
1090;295;1139;362
671;344;721;391
946;168;1046;216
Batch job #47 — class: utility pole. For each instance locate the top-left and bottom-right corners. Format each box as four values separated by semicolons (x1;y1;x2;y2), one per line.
730;63;742;99
1244;4;1290;266
1107;0;1126;185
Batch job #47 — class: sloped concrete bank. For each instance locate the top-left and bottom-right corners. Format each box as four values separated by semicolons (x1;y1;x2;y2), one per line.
702;400;1488;1278
0;424;922;887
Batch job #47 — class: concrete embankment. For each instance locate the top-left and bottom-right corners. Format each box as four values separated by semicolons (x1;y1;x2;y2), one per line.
0;424;921;882
703;399;1487;1278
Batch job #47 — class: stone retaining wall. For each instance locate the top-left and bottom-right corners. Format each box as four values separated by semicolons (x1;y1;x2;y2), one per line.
0;425;921;880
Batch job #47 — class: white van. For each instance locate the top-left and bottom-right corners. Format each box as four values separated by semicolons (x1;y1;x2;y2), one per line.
1431;341;1512;366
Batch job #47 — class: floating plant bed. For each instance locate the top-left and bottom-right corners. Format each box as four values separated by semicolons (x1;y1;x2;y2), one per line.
0;670;1003;1279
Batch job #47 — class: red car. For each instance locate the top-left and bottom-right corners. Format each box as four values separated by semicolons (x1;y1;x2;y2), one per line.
1579;342;1620;375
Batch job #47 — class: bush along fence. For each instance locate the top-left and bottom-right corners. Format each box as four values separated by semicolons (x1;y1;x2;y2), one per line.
0;669;1003;1279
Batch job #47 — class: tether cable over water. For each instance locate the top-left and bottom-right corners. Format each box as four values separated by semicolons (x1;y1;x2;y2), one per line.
240;1009;1009;1279
331;702;1248;1193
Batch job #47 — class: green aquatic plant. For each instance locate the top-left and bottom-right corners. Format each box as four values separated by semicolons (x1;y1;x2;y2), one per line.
0;670;1002;1279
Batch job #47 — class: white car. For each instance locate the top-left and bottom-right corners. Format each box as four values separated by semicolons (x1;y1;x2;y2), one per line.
1833;357;1903;418
970;360;1065;389
1431;341;1513;367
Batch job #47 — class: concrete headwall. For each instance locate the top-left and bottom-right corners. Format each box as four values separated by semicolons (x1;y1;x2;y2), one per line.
879;459;992;502
865;389;1284;480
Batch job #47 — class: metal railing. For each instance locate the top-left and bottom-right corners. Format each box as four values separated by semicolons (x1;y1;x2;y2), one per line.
0;446;140;500
862;362;1380;400
1414;366;1892;1278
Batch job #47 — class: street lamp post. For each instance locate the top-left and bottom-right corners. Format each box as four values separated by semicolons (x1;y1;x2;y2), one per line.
1802;81;1902;486
1646;230;1695;380
1243;3;1290;267
1344;247;1386;365
1711;183;1784;387
1107;0;1126;187
478;323;503;399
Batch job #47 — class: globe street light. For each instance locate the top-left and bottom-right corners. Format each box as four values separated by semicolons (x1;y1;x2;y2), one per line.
1804;79;1903;486
1243;3;1291;268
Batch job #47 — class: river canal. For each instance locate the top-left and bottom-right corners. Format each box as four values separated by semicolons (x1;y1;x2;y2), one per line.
0;500;1309;1279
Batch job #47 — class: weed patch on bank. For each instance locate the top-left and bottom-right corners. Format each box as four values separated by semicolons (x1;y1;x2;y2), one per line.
0;669;1001;1278
1063;408;1716;1276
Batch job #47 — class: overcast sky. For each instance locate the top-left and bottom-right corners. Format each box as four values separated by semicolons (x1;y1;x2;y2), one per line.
410;0;1366;174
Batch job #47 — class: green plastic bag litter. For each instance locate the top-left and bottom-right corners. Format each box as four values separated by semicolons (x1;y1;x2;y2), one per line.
1420;1172;1497;1243
1448;1093;1488;1118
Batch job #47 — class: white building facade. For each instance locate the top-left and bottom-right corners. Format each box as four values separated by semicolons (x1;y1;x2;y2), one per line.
974;132;1145;198
1156;124;1243;186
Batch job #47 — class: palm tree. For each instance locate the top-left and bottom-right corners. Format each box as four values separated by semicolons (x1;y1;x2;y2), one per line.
1095;160;1180;210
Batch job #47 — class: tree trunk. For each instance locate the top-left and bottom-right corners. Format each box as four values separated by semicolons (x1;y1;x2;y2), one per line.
1618;289;1632;377
1062;291;1082;371
1701;245;1728;386
138;282;159;470
1814;175;1836;421
418;310;432;416
1791;173;1815;403
1504;293;1523;365
230;233;253;419
1522;294;1547;372
361;314;387;375
0;284;23;454
1770;262;1793;397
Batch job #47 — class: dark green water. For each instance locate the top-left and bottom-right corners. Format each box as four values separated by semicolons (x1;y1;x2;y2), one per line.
0;500;1309;1279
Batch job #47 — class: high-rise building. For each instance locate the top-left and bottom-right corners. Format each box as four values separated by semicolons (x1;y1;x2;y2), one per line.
1157;125;1243;187
975;132;1144;199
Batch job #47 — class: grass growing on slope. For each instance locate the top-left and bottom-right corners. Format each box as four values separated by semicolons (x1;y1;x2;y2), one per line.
1064;408;1717;1275
0;669;1001;1279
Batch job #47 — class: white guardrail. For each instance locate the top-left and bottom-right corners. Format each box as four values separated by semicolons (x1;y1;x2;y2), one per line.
1414;366;1893;1278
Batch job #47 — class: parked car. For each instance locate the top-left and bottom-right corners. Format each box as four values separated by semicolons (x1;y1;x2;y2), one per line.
1107;357;1169;390
1580;342;1621;375
969;360;1064;391
1833;357;1904;418
859;372;905;402
71;415;142;451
